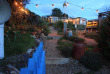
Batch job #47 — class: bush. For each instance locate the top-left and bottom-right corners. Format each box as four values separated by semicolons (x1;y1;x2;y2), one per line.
65;36;85;42
57;38;73;57
67;22;76;30
54;21;63;30
4;33;35;57
98;13;110;59
42;27;51;36
79;52;102;71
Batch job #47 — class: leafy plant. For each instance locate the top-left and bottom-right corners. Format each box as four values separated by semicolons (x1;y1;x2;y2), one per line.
4;33;35;57
79;52;102;71
57;38;73;57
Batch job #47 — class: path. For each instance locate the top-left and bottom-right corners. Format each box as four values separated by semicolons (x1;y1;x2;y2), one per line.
44;26;64;58
78;35;98;47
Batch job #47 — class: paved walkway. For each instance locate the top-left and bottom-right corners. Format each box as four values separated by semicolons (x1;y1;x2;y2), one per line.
78;35;98;47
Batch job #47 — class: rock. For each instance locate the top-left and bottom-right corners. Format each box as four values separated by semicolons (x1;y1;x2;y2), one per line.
27;49;34;54
36;39;41;46
6;65;19;74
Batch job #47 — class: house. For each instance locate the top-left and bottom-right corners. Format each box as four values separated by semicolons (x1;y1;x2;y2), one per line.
85;19;98;32
49;16;59;23
73;17;87;25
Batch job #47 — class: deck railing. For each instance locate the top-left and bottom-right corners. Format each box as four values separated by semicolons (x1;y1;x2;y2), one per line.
20;42;45;74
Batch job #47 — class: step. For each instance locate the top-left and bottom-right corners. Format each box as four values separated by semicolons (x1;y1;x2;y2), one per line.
46;58;69;64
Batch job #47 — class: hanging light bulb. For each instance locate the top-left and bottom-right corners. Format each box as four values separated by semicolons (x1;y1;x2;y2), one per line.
67;2;69;6
20;2;23;5
81;7;84;10
21;8;24;11
52;4;54;7
15;2;18;5
96;10;98;13
36;4;38;7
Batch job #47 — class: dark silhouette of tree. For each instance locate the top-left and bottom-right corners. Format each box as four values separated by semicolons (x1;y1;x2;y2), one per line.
51;8;63;17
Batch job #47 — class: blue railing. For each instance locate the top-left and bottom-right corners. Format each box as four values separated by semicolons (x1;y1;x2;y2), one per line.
20;42;45;74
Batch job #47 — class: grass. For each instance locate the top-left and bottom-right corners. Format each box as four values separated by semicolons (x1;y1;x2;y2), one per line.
4;32;35;57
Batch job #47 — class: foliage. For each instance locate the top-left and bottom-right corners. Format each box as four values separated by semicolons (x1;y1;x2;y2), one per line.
51;8;63;17
67;22;76;30
54;21;64;29
57;38;73;57
42;27;51;36
98;12;110;59
4;33;35;57
65;36;85;43
79;52;102;71
77;25;86;30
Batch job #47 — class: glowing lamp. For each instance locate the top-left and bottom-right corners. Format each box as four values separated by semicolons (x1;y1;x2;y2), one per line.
67;2;69;5
52;4;54;7
81;7;84;10
20;2;22;5
36;4;38;7
96;10;98;13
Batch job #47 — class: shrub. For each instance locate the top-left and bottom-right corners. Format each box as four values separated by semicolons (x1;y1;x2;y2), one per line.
79;52;102;71
4;33;35;57
98;13;110;59
57;38;73;57
54;21;63;30
42;27;51;36
67;22;76;30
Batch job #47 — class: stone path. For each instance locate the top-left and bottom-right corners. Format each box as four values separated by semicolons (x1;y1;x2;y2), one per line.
78;35;98;47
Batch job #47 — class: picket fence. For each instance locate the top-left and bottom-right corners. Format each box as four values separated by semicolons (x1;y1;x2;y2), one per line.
20;42;45;74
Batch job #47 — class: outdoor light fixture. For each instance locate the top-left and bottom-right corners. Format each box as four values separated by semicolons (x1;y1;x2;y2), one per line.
20;2;22;5
36;4;38;7
0;0;11;59
81;7;84;10
15;2;18;5
96;10;98;13
52;4;54;7
67;2;69;6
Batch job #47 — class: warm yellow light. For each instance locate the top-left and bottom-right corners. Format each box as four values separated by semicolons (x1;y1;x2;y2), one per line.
15;2;18;5
67;2;69;6
36;4;38;7
96;10;98;13
19;7;21;9
81;7;84;10
52;4;54;7
20;2;23;5
21;8;24;11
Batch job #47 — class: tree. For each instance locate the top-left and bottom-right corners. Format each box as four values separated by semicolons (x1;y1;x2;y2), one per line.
51;8;63;17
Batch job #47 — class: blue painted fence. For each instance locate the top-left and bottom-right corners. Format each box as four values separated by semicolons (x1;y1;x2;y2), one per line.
20;42;45;74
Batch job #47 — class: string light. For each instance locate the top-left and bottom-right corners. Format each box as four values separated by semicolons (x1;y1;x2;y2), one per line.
15;2;18;5
36;4;38;7
21;8;24;11
20;2;23;5
67;2;69;6
52;4;54;7
96;10;98;13
81;7;84;10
